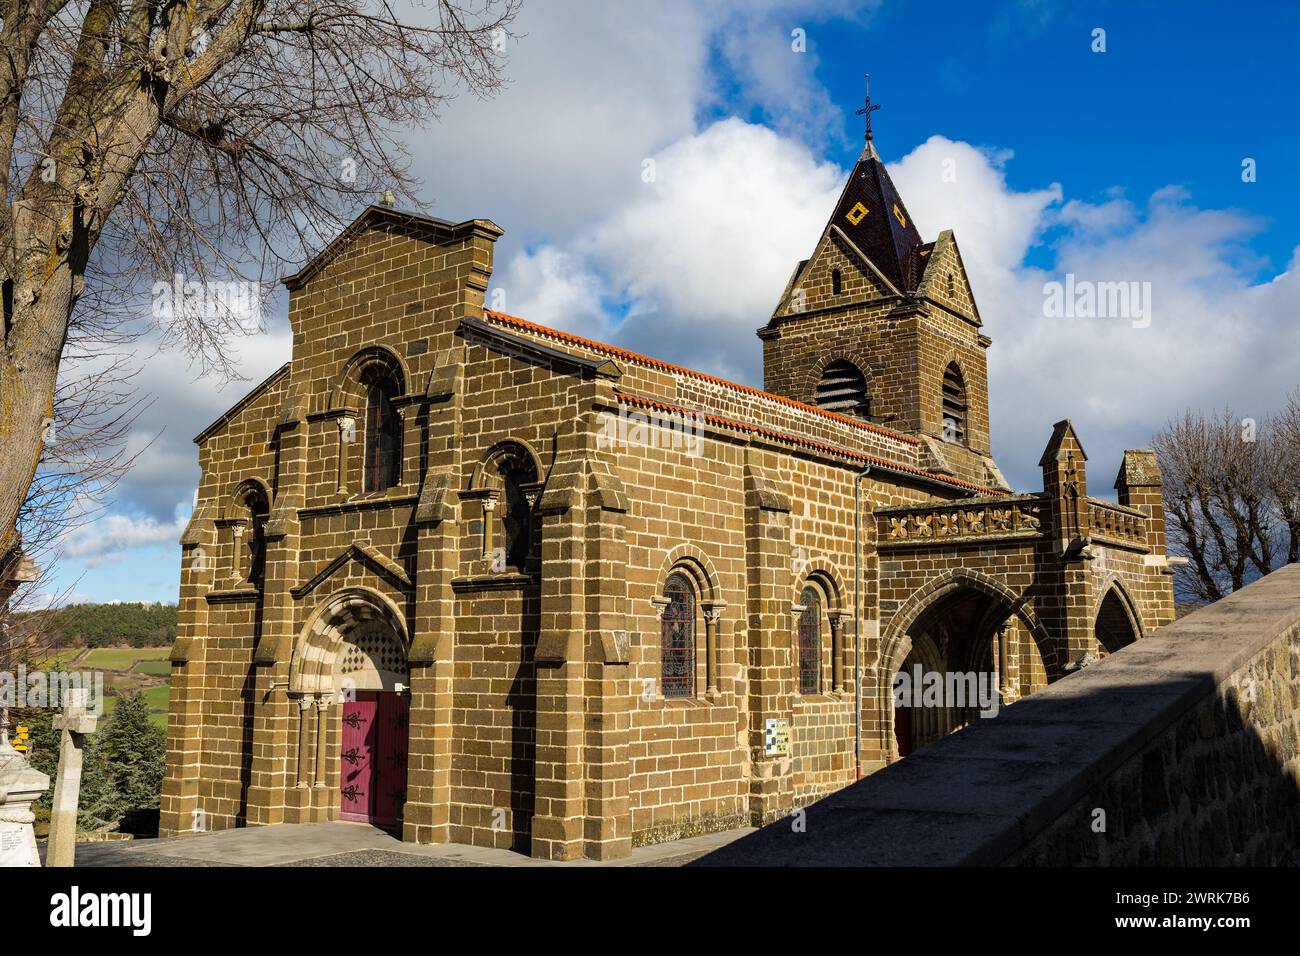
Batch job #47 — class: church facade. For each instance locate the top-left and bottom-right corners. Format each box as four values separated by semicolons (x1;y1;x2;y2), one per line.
160;138;1176;860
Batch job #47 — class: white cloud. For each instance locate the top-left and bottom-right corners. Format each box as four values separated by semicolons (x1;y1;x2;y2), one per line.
887;136;1300;491
495;127;1300;496
498;118;844;381
61;501;192;569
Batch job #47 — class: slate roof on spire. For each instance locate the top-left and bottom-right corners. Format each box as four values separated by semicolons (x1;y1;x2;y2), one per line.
826;143;925;293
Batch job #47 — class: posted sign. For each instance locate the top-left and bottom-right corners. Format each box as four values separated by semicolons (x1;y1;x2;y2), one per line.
763;718;790;757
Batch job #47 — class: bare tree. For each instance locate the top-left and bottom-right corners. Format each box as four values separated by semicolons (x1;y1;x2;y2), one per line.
1154;405;1292;604
1267;389;1300;566
0;0;520;583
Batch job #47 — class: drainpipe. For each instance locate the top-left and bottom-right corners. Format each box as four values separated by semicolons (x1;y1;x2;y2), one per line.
853;463;872;780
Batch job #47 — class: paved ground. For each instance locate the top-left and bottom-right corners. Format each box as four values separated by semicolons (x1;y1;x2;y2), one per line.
53;822;753;867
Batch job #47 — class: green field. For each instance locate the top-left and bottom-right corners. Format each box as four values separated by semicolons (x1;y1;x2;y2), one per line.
140;686;170;710
30;647;83;669
32;643;173;730
81;646;171;670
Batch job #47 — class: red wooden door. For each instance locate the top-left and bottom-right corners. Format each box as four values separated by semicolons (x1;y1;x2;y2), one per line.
373;691;409;827
894;703;913;758
339;691;409;826
339;693;378;822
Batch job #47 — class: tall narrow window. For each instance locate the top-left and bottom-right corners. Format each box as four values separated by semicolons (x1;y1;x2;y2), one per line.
831;268;842;295
234;483;269;588
502;465;534;570
815;360;869;419
798;587;821;694
364;372;402;492
941;362;967;444
661;574;696;699
246;508;268;587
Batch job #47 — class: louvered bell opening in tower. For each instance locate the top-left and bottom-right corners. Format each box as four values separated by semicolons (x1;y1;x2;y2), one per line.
941;363;966;443
815;360;870;419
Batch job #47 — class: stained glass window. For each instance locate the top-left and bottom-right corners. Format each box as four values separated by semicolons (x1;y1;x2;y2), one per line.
661;573;695;698
799;586;821;694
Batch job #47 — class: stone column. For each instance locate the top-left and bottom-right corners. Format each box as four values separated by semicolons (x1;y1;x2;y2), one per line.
314;696;332;791
481;496;497;562
703;603;723;698
227;522;246;585
295;695;315;788
249;388;309;827
828;612;845;693
160;498;216;836
581;456;632;860
404;347;462;845
1116;449;1175;629
531;414;589;861
743;457;795;826
46;688;99;868
336;415;355;496
1040;420;1094;672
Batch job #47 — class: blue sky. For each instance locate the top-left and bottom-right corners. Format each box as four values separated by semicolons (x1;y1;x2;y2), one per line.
41;0;1300;605
802;0;1297;280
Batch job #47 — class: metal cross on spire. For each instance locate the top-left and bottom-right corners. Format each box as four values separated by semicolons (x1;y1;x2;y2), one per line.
855;73;881;144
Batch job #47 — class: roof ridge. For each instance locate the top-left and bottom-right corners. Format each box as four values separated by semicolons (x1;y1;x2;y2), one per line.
616;392;1005;497
482;309;919;447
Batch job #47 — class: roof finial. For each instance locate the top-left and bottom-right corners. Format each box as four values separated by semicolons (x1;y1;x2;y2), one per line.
855;73;881;145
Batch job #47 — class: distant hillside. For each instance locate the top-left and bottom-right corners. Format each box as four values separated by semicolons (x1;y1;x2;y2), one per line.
21;601;178;648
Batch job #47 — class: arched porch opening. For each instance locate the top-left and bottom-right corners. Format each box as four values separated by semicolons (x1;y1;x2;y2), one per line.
1095;584;1141;656
887;580;1048;760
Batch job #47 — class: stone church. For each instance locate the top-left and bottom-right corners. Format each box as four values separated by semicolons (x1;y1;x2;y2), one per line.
161;132;1176;861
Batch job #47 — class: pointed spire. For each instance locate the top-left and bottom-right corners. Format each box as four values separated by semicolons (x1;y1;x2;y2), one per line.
822;84;926;293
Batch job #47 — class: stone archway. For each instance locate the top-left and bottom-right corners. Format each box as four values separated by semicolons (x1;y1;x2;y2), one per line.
886;577;1045;761
1094;584;1141;656
289;588;411;828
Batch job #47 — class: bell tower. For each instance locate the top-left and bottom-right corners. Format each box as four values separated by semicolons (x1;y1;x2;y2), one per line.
757;83;999;484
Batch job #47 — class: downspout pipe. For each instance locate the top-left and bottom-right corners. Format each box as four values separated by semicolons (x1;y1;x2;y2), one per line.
853;463;871;780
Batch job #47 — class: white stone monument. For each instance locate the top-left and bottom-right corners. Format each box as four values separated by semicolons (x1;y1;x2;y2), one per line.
0;544;46;867
0;731;48;867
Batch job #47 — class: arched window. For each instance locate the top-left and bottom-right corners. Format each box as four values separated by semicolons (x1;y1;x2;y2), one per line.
661;573;696;699
363;370;402;492
798;586;821;694
831;268;843;295
232;482;270;587
941;362;966;444
474;442;539;573
815;360;869;419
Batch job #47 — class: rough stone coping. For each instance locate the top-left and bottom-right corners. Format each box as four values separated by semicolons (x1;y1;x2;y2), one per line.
693;564;1300;867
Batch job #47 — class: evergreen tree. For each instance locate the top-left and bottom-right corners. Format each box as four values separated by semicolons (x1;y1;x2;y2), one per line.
98;692;166;814
14;691;167;832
